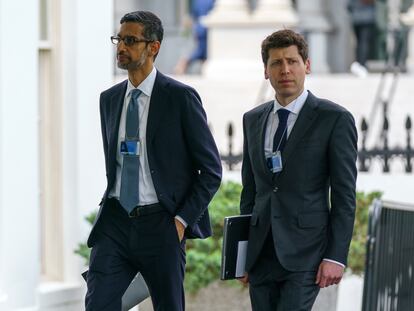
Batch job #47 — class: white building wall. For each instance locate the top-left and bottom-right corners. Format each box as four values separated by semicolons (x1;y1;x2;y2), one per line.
0;0;5;307
38;0;113;309
60;0;113;284
0;0;40;309
0;0;113;310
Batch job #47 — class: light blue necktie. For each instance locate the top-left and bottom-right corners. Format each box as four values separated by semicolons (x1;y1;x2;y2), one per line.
120;89;142;213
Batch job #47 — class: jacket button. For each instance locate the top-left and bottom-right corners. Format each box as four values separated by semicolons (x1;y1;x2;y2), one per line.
151;170;155;174
273;187;278;193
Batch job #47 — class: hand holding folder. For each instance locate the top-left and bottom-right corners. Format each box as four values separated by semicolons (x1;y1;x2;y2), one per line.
220;214;251;280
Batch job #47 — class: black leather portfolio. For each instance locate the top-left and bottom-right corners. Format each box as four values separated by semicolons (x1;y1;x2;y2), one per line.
220;214;251;280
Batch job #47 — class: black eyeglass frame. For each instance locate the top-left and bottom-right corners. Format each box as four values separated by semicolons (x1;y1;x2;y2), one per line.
110;35;153;46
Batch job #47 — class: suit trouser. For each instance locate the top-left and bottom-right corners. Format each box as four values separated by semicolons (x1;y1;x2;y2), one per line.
248;232;320;311
85;198;186;311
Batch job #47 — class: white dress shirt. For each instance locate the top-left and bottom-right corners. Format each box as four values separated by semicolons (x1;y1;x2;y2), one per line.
264;89;308;158
264;89;345;268
108;67;187;227
109;67;158;204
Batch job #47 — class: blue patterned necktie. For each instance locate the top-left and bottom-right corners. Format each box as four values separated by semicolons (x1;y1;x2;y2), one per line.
120;89;142;213
272;109;290;152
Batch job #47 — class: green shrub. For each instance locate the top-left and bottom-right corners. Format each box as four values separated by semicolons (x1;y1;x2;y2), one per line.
74;182;380;293
348;191;382;274
185;181;242;293
74;211;96;265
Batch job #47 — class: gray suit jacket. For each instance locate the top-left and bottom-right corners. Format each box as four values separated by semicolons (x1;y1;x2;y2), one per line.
240;91;358;272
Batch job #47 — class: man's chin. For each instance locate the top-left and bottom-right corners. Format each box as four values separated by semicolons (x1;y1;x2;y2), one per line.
117;62;129;70
117;61;142;71
277;90;295;98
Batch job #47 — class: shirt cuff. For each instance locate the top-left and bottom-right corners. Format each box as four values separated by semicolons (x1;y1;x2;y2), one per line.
175;215;188;228
323;258;345;268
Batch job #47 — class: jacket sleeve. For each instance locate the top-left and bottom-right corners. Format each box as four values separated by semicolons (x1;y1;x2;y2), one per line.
175;88;222;227
240;113;256;215
325;110;358;265
99;93;110;176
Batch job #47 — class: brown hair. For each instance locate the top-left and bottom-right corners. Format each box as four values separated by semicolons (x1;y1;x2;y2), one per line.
261;29;308;65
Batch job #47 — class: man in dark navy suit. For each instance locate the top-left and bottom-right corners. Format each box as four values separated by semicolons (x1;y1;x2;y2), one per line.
85;11;222;311
239;30;357;310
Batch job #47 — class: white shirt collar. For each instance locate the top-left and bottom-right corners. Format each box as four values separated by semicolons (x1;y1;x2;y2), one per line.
273;89;309;115
126;66;157;98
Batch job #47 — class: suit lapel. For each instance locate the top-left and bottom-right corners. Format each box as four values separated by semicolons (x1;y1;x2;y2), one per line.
146;72;166;143
274;92;319;180
108;81;127;159
257;102;274;179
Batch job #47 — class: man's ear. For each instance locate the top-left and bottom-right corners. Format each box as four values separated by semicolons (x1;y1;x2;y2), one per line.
305;59;311;74
264;67;269;79
149;41;161;57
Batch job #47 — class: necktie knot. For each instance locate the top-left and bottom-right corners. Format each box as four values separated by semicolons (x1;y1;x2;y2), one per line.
130;89;142;102
277;108;290;124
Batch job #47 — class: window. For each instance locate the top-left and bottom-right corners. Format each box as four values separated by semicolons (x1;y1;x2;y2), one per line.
38;0;63;281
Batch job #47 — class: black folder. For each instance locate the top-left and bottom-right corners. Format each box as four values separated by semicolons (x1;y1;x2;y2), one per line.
220;214;251;280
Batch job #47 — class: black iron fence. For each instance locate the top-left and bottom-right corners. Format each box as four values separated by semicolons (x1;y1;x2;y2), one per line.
359;116;413;173
219;117;414;173
219;123;242;171
362;200;414;311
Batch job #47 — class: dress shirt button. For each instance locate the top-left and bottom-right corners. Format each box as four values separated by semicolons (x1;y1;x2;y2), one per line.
273;187;278;193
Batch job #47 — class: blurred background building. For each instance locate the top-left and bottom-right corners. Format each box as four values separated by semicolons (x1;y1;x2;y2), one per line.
0;0;413;310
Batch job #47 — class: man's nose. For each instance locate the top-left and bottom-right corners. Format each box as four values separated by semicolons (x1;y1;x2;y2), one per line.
281;62;290;74
117;40;127;53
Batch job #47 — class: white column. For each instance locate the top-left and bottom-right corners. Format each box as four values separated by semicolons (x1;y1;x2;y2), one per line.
0;0;4;306
401;5;414;73
35;0;113;309
297;0;332;73
203;0;251;24
253;0;298;26
0;0;40;309
60;0;112;283
0;291;6;308
202;0;298;78
201;0;256;77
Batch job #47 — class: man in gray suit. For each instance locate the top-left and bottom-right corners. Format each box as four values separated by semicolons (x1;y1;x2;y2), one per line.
239;30;357;310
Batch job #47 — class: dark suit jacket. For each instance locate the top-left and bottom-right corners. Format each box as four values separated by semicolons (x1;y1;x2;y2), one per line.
87;71;222;247
240;91;357;272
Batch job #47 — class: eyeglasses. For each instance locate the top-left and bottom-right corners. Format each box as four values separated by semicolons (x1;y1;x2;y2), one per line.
110;36;153;46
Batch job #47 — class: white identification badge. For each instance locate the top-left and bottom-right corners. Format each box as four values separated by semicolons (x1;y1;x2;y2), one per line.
270;151;283;173
120;139;140;156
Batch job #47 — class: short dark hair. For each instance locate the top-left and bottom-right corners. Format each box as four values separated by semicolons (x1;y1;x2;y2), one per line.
261;29;308;65
120;11;164;44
